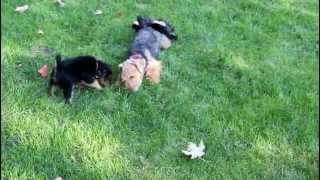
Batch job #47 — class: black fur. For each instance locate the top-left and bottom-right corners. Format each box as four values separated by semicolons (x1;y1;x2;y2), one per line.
150;21;178;41
48;55;112;104
132;16;153;32
132;16;178;41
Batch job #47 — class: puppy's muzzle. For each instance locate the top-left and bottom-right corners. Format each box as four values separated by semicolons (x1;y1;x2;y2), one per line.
97;76;111;87
120;80;139;92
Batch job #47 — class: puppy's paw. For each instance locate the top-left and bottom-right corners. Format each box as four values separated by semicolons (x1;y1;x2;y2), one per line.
81;80;103;90
146;60;161;84
65;99;72;104
48;85;56;96
95;85;103;90
146;73;160;83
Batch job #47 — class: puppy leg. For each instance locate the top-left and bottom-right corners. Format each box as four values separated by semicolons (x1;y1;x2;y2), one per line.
48;85;57;96
63;83;74;104
48;78;56;96
160;35;172;49
48;68;58;96
145;60;162;83
143;49;162;83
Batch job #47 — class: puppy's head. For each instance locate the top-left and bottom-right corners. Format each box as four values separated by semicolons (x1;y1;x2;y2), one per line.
119;58;146;92
95;61;112;87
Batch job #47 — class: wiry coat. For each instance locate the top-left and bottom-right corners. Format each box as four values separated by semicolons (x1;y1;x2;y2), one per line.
128;27;163;59
119;16;177;92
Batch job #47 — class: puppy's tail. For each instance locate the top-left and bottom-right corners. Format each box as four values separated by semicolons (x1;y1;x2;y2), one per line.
137;16;149;28
55;54;62;70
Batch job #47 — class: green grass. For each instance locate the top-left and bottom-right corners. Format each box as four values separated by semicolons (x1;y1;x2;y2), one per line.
1;0;319;179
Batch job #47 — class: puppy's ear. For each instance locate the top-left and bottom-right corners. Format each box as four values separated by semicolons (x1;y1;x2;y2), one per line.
130;60;145;74
132;20;140;32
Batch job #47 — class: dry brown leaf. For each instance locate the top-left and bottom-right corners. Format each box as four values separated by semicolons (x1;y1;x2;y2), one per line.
38;64;48;77
116;11;124;17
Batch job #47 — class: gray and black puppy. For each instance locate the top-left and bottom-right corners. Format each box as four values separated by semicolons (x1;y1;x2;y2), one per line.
118;16;177;92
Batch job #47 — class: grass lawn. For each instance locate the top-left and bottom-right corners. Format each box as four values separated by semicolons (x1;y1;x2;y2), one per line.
1;0;319;179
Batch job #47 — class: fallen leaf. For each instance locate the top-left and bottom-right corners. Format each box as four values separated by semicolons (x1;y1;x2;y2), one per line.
55;0;65;7
15;5;29;13
181;140;205;159
116;11;124;17
38;64;48;77
94;9;103;15
37;29;44;35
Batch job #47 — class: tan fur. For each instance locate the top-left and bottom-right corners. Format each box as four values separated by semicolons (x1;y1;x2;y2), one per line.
48;85;56;96
119;58;146;92
81;79;103;90
143;49;162;83
119;49;163;91
145;60;162;83
97;77;109;86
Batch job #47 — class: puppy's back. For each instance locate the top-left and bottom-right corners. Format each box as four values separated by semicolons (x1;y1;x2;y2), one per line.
130;27;161;58
54;56;97;83
61;56;96;70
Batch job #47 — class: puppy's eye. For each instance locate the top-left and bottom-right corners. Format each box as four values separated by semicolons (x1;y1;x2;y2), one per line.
129;76;135;79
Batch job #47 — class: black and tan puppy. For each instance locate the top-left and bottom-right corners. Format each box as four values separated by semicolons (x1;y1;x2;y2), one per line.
48;55;112;104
